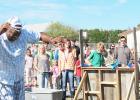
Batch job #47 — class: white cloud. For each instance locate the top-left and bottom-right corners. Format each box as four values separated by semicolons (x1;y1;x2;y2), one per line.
24;23;50;32
38;3;68;10
20;10;64;22
118;0;127;4
78;5;110;16
18;1;68;11
0;0;66;23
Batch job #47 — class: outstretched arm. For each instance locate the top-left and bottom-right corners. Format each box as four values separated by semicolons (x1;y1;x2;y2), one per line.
40;32;63;44
40;32;53;44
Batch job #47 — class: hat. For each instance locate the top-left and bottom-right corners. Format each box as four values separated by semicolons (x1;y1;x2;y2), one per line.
7;16;22;30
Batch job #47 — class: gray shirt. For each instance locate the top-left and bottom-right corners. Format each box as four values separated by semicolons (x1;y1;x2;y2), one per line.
114;45;133;65
35;54;50;72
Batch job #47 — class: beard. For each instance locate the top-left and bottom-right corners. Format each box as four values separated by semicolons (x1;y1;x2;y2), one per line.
8;35;19;41
7;30;21;42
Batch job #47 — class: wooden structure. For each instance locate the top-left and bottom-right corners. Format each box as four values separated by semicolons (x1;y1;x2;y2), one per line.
74;67;136;100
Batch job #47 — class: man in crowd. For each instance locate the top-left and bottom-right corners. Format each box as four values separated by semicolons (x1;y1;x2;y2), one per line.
71;40;80;60
59;39;76;100
0;16;61;100
114;36;133;67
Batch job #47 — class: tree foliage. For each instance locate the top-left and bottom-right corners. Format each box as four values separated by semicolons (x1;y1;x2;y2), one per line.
46;22;78;40
137;24;140;28
86;29;122;43
44;22;123;43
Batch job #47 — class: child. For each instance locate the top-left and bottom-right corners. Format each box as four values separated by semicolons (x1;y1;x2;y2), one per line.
74;56;82;86
25;49;34;86
31;76;38;87
51;60;60;89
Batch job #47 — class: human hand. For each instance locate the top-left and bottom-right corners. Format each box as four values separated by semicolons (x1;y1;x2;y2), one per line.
51;36;64;44
0;23;11;34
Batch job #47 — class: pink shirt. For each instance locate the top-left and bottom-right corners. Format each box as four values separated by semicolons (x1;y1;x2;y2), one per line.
52;66;59;78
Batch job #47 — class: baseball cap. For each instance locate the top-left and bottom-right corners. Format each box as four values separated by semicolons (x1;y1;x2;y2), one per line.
7;16;22;30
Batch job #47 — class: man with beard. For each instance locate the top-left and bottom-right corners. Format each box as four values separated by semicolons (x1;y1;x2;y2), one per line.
114;36;133;67
0;16;61;100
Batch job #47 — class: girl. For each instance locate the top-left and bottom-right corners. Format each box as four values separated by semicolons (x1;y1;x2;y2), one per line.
51;60;60;89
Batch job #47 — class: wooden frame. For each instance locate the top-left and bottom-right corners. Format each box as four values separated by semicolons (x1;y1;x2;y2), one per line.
74;67;135;100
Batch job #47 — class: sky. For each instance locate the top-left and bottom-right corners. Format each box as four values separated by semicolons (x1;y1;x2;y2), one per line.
0;0;140;30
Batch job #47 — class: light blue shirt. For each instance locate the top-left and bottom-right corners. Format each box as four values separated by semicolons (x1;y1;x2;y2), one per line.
0;27;40;85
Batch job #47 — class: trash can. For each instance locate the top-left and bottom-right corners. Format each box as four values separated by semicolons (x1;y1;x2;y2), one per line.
25;91;32;100
26;88;63;100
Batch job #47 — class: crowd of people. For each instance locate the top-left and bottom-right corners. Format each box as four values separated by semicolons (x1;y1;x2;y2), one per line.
24;36;135;100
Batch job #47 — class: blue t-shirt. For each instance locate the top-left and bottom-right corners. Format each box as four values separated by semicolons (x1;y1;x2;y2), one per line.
53;49;59;61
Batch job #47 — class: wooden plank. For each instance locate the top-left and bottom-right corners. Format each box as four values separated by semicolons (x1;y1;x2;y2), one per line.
125;72;135;100
102;70;116;100
84;71;88;100
116;69;121;100
82;67;134;72
133;27;139;100
74;71;87;100
99;70;102;100
100;81;117;85
85;91;100;95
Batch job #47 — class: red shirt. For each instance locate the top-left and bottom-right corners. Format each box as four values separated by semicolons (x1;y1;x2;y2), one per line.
75;60;81;77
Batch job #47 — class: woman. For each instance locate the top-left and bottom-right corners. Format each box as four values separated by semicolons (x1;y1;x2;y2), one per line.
85;42;105;67
34;44;52;88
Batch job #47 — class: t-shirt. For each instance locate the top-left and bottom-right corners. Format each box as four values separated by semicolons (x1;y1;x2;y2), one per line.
35;54;50;72
53;49;59;61
52;66;59;78
89;51;104;67
25;55;33;69
75;59;81;77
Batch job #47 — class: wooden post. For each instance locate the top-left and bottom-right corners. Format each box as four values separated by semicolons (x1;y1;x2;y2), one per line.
74;72;87;100
133;27;139;100
125;72;135;100
99;70;102;100
116;69;121;100
79;29;84;66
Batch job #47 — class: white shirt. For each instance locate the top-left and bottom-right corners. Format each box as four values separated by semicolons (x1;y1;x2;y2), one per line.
0;26;40;85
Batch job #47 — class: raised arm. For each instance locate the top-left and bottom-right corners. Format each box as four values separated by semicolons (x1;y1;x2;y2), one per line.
0;23;11;35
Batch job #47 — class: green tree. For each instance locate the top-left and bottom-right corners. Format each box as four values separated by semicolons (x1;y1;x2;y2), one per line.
45;22;78;40
137;24;140;28
86;29;122;43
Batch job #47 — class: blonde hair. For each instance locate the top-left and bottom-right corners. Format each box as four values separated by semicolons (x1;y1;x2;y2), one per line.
38;44;46;55
52;60;58;66
96;42;104;51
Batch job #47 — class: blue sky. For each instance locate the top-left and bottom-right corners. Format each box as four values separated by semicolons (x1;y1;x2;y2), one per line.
0;0;139;29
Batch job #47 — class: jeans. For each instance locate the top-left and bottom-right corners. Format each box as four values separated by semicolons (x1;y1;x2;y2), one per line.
41;72;52;88
75;76;81;86
0;79;24;100
62;70;75;99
